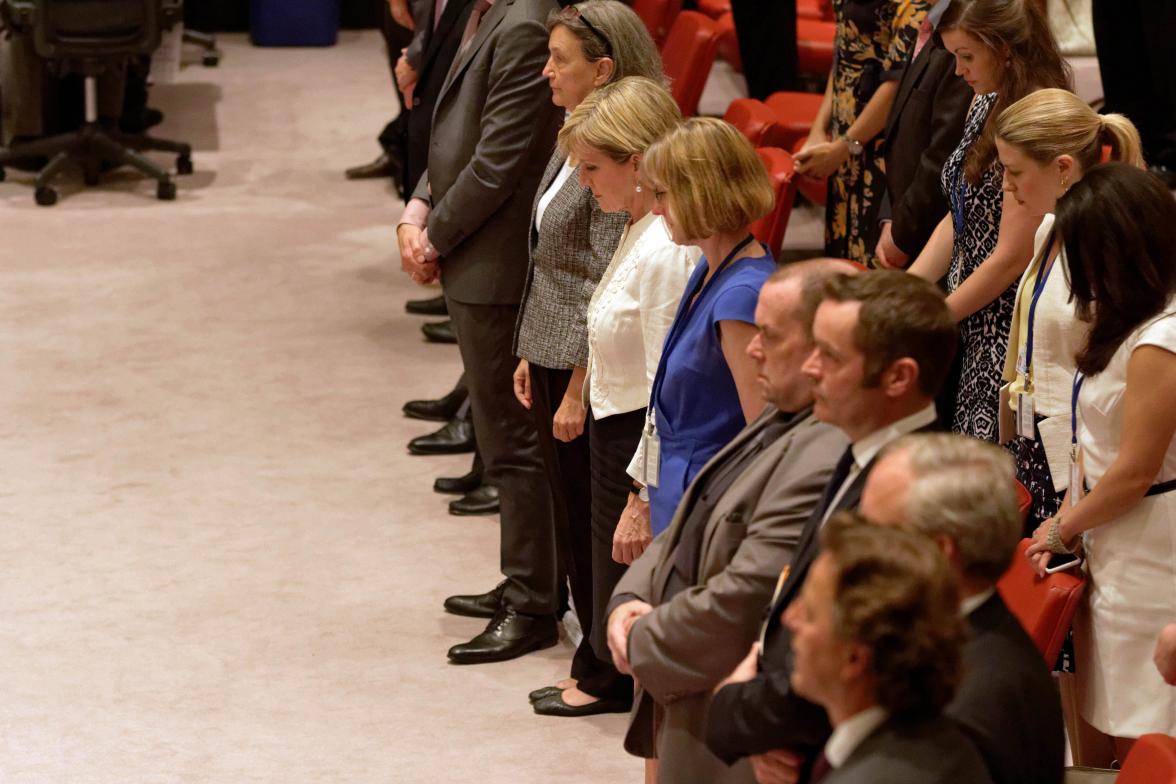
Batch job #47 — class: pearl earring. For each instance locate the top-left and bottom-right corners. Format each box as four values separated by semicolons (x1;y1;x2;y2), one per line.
635;183;642;193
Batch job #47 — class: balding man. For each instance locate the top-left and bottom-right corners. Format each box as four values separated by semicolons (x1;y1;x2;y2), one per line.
860;433;1065;784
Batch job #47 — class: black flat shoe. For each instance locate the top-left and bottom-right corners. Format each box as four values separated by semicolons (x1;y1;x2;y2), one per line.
406;294;448;316
434;466;483;495
345;152;400;180
532;692;632;717
408;416;474;455
448;484;498;515
402;386;467;422
443;580;507;618
447;608;559;665
421;320;457;344
528;685;563;703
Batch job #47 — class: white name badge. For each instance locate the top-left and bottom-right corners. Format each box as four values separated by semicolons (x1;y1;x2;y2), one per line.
1070;446;1085;503
641;429;661;489
1016;393;1037;440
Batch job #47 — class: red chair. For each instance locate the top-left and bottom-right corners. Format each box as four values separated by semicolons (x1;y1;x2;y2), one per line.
797;18;836;77
996;538;1087;666
752;147;799;257
632;0;682;47
724;99;788;148
763;91;825;148
715;12;741;71
798;0;833;21
696;0;731;18
1119;734;1176;784
662;11;721;117
1016;480;1033;522
790;136;828;206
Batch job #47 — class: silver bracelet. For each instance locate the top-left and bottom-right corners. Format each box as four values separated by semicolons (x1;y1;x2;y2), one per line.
1046;517;1076;554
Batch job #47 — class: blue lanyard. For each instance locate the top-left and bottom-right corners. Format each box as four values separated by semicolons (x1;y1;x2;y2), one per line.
1070;371;1085;452
952;167;968;234
648;234;756;419
1022;234;1056;378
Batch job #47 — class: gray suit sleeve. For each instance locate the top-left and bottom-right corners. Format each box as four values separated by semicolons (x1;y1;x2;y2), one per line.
426;17;554;256
626;425;842;704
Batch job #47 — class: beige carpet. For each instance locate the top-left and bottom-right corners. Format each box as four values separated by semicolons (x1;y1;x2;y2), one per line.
0;31;647;784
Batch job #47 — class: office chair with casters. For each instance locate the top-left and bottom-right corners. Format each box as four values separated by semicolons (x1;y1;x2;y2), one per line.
0;0;191;206
183;28;218;66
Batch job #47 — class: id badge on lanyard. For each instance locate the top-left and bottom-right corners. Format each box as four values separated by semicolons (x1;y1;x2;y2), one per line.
641;411;661;489
1015;236;1055;442
1070;373;1086;501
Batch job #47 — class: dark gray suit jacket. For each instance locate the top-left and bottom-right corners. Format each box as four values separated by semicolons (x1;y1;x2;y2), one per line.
411;0;562;305
825;716;994;784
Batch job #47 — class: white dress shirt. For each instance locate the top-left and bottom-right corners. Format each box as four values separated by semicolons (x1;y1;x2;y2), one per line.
825;705;889;768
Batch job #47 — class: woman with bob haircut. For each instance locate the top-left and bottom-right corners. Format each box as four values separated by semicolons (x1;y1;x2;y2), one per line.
995;88;1144;531
1025;164;1176;758
525;77;695;718
623;117;775;541
908;0;1070;444
507;1;665;713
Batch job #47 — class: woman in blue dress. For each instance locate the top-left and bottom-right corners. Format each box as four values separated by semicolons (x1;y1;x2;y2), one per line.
615;117;777;547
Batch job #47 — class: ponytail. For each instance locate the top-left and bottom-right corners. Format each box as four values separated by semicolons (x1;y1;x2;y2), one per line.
1099;113;1145;169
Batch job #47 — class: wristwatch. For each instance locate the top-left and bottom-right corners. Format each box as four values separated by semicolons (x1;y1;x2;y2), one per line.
843;135;864;156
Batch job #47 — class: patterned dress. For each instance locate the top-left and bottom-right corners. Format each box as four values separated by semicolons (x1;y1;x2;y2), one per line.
825;0;925;265
941;92;1013;443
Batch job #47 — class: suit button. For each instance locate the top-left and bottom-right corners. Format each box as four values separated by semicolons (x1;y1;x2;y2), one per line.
413;97;421;107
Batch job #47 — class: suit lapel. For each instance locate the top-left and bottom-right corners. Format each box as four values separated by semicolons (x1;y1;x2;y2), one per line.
529;151;567;244
437;0;512;104
886;36;937;139
419;0;473;80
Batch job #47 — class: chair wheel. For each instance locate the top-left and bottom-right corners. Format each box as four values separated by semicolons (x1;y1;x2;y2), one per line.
35;186;57;206
157;180;177;200
176;155;193;175
202;52;220;67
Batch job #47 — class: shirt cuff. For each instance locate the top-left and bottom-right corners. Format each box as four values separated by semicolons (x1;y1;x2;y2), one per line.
398;198;431;229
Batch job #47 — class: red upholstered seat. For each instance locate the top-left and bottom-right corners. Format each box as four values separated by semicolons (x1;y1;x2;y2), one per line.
632;0;682;46
715;12;741;71
763;91;825;148
996;538;1087;665
696;0;731;18
724;99;788;148
797;18;835;76
789;136;828;207
798;0;833;21
1119;734;1176;784
662;11;721;117
752;147;799;257
1016;480;1033;522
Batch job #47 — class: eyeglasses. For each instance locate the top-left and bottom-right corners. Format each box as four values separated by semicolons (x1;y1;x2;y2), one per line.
560;5;613;59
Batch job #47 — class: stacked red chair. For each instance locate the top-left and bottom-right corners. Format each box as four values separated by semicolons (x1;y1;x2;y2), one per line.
764;92;825;148
996;538;1087;666
752;147;799;258
1118;735;1176;784
695;0;731;17
797;18;836;77
661;11;721;117
723;98;788;148
632;0;683;47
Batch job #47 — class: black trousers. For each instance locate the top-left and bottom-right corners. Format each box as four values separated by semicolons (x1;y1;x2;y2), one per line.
445;299;558;616
731;0;798;99
1092;0;1176;167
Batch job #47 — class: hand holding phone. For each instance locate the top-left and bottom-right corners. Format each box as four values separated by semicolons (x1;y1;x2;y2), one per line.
1045;552;1082;574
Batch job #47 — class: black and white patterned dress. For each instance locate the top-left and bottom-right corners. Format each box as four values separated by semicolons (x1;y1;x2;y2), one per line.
941;92;1015;442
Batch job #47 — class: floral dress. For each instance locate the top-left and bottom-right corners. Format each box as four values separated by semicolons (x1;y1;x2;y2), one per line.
825;0;926;265
942;92;1013;442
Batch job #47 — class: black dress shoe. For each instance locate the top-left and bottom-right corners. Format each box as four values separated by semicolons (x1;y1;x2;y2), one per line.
434;466;484;495
447;608;559;664
449;485;499;515
533;692;632;717
528;685;563;703
403;386;467;422
345;152;400;180
406;294;448;316
421;320;457;344
408;416;475;455
443;580;507;618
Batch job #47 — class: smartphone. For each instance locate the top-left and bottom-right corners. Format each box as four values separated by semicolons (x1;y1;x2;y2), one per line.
1045;552;1082;574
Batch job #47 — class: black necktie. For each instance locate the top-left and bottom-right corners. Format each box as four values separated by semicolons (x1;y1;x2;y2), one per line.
819;446;856;517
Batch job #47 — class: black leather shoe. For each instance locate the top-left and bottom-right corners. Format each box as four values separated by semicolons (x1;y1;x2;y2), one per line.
434;466;483;495
447;608;559;664
345;152;400;180
443;580;507;618
529;685;563;703
408;416;474;455
421;320;457;344
402;386;467;422
406;294;448;316
449;484;499;515
533;692;632;717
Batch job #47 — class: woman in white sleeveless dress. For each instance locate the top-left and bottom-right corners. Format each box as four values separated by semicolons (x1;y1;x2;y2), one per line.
1026;164;1176;759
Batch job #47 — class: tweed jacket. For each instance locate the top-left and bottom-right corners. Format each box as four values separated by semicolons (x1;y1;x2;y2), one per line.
610;408;846;783
514;149;628;369
410;0;562;306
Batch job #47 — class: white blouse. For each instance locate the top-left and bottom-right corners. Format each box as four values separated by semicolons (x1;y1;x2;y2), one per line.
584;212;699;419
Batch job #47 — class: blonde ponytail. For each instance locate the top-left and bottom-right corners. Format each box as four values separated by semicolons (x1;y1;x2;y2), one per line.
1099;113;1146;169
996;88;1144;172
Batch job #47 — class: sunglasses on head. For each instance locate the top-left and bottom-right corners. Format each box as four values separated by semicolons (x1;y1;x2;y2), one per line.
560;5;613;59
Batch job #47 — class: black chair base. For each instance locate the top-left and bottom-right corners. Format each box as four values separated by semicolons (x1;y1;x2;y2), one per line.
0;123;191;206
183;29;220;67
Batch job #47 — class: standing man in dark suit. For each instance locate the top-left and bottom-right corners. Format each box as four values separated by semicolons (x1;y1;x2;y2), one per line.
873;0;971;269
704;271;958;782
730;0;797;100
782;516;994;784
860;433;1065;784
397;0;565;664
